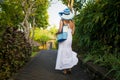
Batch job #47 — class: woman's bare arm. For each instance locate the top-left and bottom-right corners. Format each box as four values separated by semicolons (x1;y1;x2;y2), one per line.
70;20;75;35
58;20;63;33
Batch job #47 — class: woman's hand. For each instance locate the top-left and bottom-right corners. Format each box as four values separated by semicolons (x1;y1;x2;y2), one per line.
56;31;61;35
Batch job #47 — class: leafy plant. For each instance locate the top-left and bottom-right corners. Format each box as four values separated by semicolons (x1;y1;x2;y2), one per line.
0;27;31;80
83;53;93;63
72;0;120;79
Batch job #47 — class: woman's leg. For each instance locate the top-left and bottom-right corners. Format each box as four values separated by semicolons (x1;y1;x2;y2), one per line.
67;68;72;74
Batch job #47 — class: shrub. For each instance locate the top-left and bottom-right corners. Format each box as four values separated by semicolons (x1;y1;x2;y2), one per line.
73;0;120;79
0;27;32;80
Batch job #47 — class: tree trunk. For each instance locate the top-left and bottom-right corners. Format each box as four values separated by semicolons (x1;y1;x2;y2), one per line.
31;18;35;46
20;0;35;43
21;19;30;41
68;0;74;12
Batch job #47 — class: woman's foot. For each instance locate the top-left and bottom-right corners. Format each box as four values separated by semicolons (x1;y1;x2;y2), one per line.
62;69;67;75
67;69;72;74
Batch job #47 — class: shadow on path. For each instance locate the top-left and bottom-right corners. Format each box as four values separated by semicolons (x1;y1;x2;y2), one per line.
14;50;90;80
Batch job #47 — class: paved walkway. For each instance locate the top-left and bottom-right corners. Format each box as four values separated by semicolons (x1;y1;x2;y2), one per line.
14;50;90;80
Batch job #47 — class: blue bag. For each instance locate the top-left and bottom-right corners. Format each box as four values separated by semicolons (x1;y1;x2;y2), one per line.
57;32;68;42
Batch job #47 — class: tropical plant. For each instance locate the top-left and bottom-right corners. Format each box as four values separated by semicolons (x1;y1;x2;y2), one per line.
72;0;120;79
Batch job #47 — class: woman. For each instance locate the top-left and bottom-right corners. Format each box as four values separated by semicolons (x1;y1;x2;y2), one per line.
55;8;78;74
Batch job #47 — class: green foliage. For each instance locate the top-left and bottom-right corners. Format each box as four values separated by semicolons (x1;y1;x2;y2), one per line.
0;0;49;33
83;53;93;63
30;27;57;49
32;46;40;52
0;0;50;80
0;0;23;27
72;0;120;79
35;0;49;28
31;52;38;57
61;0;86;12
39;35;50;42
74;0;120;54
30;28;51;43
49;26;58;35
83;53;120;79
0;27;31;80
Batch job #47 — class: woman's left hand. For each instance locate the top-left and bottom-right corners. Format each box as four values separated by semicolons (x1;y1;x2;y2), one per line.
56;32;61;35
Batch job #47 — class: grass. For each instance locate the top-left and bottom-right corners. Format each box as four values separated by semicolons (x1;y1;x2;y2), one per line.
31;52;38;57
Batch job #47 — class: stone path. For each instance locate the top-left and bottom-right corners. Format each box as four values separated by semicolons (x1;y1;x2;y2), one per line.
14;50;90;80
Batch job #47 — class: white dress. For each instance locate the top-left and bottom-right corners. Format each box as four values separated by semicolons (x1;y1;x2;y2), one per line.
55;25;78;70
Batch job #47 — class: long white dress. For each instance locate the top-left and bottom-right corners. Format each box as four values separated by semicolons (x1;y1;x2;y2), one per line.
55;25;78;70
